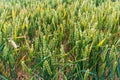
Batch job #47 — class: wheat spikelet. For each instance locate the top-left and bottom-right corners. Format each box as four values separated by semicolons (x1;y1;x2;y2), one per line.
43;60;52;76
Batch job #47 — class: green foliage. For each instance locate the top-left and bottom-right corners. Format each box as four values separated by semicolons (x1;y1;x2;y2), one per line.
0;0;120;79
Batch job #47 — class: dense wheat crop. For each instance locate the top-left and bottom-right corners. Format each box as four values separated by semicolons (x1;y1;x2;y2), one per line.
0;0;120;80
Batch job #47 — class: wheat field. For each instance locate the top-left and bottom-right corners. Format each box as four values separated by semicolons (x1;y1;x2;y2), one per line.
0;0;120;80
